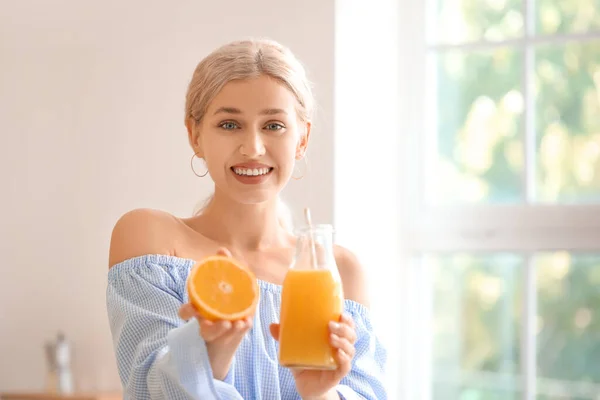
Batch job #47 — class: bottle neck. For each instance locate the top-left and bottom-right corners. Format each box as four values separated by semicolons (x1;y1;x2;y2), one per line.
293;225;335;271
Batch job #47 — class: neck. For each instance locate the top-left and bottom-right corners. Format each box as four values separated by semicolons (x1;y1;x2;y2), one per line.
196;188;290;251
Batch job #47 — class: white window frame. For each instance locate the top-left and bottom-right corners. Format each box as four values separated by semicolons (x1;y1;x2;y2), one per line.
334;1;600;399
397;0;600;399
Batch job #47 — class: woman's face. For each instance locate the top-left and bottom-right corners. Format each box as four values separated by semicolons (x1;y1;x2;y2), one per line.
188;74;310;205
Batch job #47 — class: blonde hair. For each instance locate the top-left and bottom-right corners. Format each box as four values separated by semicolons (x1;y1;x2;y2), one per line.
185;38;314;125
185;38;313;230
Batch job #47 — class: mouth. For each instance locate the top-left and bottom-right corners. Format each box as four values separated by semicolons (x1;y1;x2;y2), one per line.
231;166;274;177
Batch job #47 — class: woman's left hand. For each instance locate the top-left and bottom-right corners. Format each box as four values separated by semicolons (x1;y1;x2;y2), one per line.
270;313;357;400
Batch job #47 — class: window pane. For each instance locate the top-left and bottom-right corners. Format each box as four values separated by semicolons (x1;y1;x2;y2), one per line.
423;252;600;399
536;0;600;35
535;252;600;399
535;41;600;203
428;0;523;44
428;253;523;399
429;48;523;204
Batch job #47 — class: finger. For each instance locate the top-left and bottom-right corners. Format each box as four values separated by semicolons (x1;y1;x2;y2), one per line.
178;303;197;320
233;319;249;332
216;247;233;257
333;347;353;376
200;319;231;342
329;321;357;344
218;319;251;344
340;313;355;330
202;316;253;342
200;319;226;342
269;323;280;341
330;333;356;360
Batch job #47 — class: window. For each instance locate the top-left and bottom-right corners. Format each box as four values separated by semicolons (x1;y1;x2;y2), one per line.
404;0;600;399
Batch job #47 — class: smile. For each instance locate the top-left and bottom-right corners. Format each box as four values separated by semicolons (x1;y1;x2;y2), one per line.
232;167;273;176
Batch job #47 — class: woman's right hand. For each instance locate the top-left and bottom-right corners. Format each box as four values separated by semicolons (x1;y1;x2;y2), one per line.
178;248;254;381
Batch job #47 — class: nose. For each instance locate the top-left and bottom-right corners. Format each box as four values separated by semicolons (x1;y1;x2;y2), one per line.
239;129;266;158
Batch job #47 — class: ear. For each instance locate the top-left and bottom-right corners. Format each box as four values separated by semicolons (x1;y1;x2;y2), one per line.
295;121;311;160
186;117;203;157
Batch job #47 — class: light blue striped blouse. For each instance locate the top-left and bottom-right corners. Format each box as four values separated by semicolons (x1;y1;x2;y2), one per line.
106;254;387;399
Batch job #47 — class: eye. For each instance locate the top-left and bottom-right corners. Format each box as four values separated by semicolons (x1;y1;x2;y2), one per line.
219;121;239;130
265;122;285;131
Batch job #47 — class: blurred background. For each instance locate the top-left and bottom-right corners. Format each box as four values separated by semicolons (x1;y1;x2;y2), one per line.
1;0;599;399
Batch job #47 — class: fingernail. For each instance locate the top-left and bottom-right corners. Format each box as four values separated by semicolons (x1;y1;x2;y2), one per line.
330;333;340;343
329;321;340;330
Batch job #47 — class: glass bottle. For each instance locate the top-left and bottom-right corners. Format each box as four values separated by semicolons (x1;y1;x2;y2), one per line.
278;224;344;369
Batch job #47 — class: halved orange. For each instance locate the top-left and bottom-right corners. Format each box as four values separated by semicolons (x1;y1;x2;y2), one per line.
186;255;259;321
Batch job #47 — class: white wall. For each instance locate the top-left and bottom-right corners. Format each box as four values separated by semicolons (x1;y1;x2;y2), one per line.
0;0;334;392
334;1;402;398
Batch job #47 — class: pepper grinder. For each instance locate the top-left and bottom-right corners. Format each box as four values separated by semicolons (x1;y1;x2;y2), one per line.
44;332;74;394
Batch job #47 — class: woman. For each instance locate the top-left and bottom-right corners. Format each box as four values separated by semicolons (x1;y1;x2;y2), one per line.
106;38;387;400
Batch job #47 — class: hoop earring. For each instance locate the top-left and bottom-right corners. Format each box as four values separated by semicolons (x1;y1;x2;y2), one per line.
292;157;307;180
191;152;209;177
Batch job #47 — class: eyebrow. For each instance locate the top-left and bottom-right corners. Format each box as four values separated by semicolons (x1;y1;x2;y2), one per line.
213;107;288;116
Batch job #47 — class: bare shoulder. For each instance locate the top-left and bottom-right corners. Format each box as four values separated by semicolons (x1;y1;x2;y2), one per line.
108;208;179;268
334;244;370;308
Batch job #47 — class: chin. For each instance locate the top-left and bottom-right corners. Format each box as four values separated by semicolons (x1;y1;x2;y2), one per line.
215;183;275;205
220;170;287;205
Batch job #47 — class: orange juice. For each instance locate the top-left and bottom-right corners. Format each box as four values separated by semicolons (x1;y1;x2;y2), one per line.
278;269;344;369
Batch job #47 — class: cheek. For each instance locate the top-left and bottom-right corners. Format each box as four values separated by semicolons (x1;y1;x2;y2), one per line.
274;142;299;171
201;136;230;172
205;158;223;175
202;154;229;180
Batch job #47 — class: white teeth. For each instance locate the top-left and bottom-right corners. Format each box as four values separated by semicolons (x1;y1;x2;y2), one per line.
233;167;271;176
